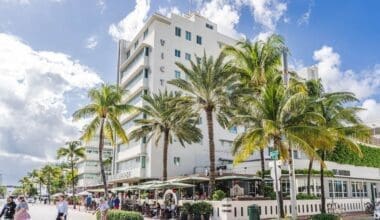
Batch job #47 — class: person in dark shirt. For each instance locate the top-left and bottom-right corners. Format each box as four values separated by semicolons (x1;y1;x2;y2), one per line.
0;196;16;220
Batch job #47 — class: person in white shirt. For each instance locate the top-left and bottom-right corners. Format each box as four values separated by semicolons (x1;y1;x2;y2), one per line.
56;195;68;220
95;198;109;220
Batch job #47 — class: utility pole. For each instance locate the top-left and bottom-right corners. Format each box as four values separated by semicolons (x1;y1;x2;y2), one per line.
282;49;298;219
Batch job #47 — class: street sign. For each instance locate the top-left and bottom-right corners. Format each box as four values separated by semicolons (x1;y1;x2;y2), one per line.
270;150;279;160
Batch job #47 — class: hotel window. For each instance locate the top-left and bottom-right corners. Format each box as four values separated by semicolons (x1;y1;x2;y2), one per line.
144;68;149;78
175;27;181;37
134;40;139;49
281;179;290;193
160;79;165;86
141;156;146;168
126;50;130;59
161;53;164;59
145;47;149;56
175;70;181;79
196;57;201;64
143;89;148;95
352;182;368;197
206;23;214;30
196;35;202;45
197;117;202;124
142;136;147;144
175;49;181;58
328;180;348;198
160;39;165;46
174;157;181;166
143;29;148;39
185;53;191;61
267;147;275;156
185;31;191;41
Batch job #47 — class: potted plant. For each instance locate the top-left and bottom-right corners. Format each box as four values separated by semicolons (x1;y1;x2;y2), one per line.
192;202;202;220
181;202;193;220
212;190;226;201
199;201;213;220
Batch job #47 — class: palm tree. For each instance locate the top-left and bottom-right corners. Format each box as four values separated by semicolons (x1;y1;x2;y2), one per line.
232;73;330;218
28;169;45;199
312;89;370;213
41;165;60;204
223;35;284;193
130;91;202;180
168;52;235;194
19;176;34;196
73;84;133;195
57;141;86;209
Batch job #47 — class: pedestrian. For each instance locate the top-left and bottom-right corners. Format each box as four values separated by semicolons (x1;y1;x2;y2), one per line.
95;198;109;220
56;195;68;220
113;196;120;210
14;196;30;220
0;196;16;220
85;194;92;211
107;194;114;210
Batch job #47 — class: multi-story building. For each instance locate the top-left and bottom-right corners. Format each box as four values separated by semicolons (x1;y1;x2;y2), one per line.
111;11;380;201
111;12;239;185
76;139;113;190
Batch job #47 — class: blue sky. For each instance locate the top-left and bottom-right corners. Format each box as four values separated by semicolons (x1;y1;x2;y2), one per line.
0;0;379;184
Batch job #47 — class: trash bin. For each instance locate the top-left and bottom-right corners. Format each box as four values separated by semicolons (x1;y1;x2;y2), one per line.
248;204;261;220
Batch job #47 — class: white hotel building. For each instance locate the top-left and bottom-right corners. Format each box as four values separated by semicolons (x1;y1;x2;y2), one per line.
108;12;380;200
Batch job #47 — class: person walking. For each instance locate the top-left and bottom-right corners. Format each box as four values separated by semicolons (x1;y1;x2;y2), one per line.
0;196;16;220
95;198;109;220
14;196;30;220
56;195;68;220
113;196;120;210
85;195;92;211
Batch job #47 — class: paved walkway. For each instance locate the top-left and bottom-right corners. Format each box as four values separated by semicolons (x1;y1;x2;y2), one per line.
28;203;96;220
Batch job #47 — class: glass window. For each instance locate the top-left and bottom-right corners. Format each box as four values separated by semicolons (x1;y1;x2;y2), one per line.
145;47;149;56
329;180;348;198
175;49;181;58
134;40;139;49
143;29;148;39
160;79;165;86
174;157;180;166
185;31;191;41
175;70;181;79
196;57;201;64
229;126;237;134
142;136;147;144
281;179;290;193
126;50;130;59
196;35;202;45
175;27;181;37
185;53;191;61
352;182;368;197
206;23;214;30
141;156;146;168
144;68;149;78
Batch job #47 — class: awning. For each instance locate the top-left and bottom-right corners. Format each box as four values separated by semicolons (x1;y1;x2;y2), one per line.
154;182;194;189
216;175;257;181
87;188;106;193
169;176;209;182
77;191;92;196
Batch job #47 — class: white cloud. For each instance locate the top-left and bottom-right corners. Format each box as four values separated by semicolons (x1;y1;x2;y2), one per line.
97;0;106;13
358;99;380;126
242;0;287;31
313;46;380;99
199;0;243;39
297;0;313;26
157;6;180;18
0;33;102;183
108;0;151;41
85;35;98;49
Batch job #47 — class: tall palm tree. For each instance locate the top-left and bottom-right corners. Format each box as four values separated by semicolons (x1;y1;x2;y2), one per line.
130;91;202;180
232;73;330;218
223;35;284;193
73;84;133;195
28;169;45;199
168;52;235;194
19;176;34;196
313;89;370;213
41;165;60;204
57;141;86;209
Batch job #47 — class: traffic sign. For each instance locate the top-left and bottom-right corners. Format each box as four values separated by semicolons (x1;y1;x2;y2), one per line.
270;150;279;160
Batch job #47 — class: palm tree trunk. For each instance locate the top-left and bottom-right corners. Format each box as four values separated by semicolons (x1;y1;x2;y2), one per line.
274;137;285;218
320;151;326;213
163;129;169;181
307;159;313;195
99;118;108;196
260;149;265;195
205;108;216;197
39;182;42;200
71;160;76;209
48;175;51;204
288;146;297;218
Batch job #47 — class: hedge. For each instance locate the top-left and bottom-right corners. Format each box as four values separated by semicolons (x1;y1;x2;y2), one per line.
96;210;143;220
326;143;380;168
311;213;340;220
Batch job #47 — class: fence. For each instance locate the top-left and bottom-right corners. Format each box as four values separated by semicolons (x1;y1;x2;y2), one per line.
208;198;374;219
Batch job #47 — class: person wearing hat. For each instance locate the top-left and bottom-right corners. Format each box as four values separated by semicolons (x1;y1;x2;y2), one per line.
0;196;16;220
56;195;68;220
14;196;30;220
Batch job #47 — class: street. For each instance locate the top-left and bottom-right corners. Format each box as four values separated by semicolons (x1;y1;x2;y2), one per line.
0;200;95;220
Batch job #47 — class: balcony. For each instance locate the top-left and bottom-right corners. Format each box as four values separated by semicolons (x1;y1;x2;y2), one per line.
117;143;143;162
120;45;150;88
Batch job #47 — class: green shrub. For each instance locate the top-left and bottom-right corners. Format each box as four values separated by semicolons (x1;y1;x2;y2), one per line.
296;193;319;200
263;185;276;200
96;210;143;220
181;202;193;215
197;201;213;215
212;190;226;201
311;213;339;220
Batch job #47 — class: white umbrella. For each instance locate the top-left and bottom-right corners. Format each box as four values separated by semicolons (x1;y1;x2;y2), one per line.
52;193;64;198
